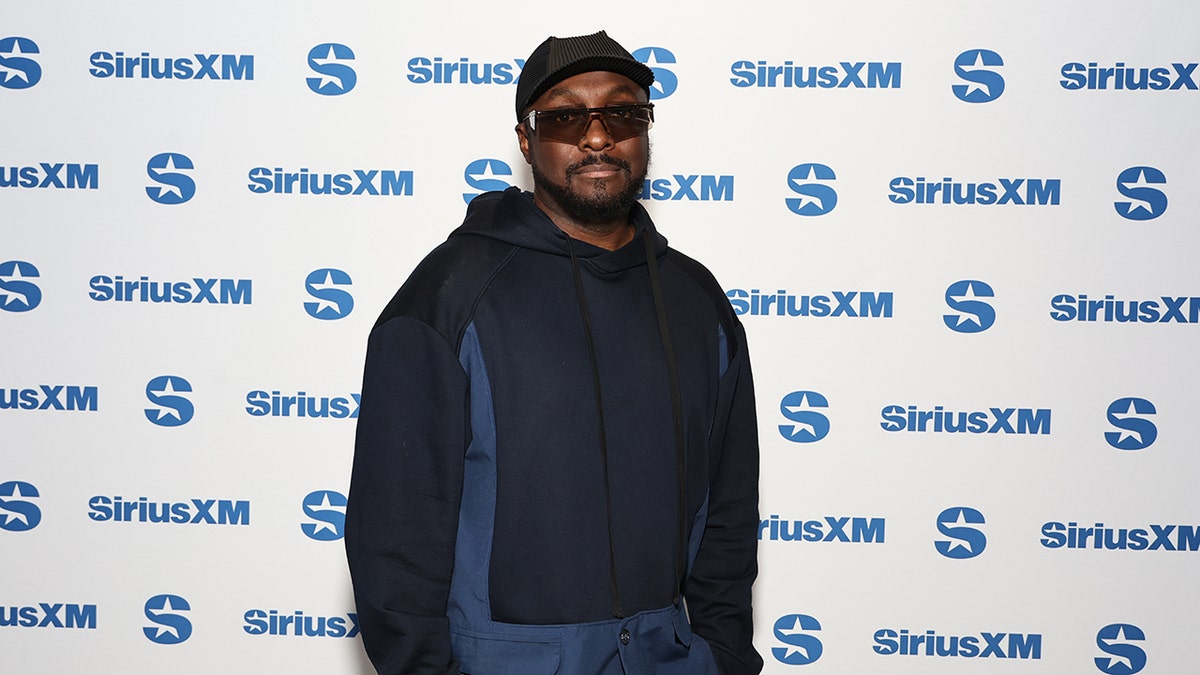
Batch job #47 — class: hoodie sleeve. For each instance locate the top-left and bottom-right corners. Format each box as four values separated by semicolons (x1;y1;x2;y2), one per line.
345;315;467;675
685;320;764;675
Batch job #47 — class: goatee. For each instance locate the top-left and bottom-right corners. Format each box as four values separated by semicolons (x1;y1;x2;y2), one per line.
532;152;648;225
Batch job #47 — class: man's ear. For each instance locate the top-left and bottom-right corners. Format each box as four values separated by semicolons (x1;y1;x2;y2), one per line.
515;123;533;164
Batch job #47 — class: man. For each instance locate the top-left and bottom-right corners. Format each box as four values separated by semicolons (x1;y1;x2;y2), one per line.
346;31;762;675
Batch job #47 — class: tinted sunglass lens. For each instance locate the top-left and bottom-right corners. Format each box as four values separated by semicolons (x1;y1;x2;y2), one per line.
535;107;651;143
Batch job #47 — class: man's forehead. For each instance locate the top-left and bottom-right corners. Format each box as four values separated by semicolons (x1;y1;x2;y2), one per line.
537;72;646;105
545;82;639;101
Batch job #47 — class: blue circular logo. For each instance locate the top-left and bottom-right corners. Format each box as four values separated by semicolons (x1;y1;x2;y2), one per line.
772;614;822;665
943;279;996;333
301;490;348;541
144;375;195;427
1104;397;1157;450
146;153;196;205
463;158;514;204
935;506;987;559
307;43;357;95
0;480;42;532
1114;166;1167;221
786;163;837;216
778;391;830;443
952;49;1005;103
1095;623;1146;674
0;260;42;312
143;594;193;644
304;268;354;320
632;47;677;99
0;37;42;90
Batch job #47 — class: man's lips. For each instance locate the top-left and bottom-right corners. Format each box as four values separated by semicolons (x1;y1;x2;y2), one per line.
567;155;630;180
573;165;621;178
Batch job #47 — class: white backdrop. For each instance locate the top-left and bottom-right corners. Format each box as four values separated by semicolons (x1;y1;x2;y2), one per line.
2;2;1197;673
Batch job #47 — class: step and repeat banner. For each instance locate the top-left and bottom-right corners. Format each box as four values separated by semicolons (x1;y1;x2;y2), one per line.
3;2;1196;673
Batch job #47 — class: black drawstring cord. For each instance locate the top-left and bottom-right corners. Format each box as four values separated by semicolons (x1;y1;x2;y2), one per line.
564;230;689;617
642;231;689;597
566;236;625;619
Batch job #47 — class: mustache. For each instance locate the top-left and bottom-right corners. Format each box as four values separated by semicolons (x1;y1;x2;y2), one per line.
566;154;631;177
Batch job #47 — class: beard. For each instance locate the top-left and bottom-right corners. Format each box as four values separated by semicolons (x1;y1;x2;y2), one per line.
531;150;649;224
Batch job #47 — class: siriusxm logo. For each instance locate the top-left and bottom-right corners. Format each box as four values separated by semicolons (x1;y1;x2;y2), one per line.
952;49;1004;103
407;55;523;85
307;43;356;95
727;289;893;318
243;609;359;638
1061;61;1198;91
89;495;250;525
1041;521;1200;552
772;614;822;665
785;163;836;216
935;507;986;559
778;391;829;443
1050;294;1200;323
0;481;41;532
890;176;1060;205
304;269;353;320
881;404;1051;435
730;60;901;88
943;280;995;333
1095;623;1146;674
301;490;347;541
0;37;41;89
1105;397;1156;450
760;515;885;543
146;153;195;205
632;47;678;99
89;51;253;80
0;162;99;190
463;159;513;204
0;261;42;312
641;174;733;201
1114;166;1167;220
143;594;191;645
0;385;98;412
874;628;1041;659
144;375;194;427
245;390;360;419
0;603;96;629
89;275;251;304
247;166;413;196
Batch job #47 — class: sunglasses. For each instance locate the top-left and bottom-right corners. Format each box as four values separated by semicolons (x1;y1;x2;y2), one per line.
523;104;654;144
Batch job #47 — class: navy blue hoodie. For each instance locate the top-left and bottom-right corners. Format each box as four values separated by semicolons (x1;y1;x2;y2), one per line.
346;187;761;674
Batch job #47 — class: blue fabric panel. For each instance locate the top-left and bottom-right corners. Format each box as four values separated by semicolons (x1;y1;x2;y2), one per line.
451;604;717;675
448;322;498;629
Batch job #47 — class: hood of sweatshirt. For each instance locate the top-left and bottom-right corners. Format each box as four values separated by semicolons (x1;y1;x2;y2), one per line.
450;186;669;274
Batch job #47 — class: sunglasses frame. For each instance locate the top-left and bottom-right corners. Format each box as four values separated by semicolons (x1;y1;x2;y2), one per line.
523;104;655;143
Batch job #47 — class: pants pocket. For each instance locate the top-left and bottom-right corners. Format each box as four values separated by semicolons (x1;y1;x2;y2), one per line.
450;627;562;675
